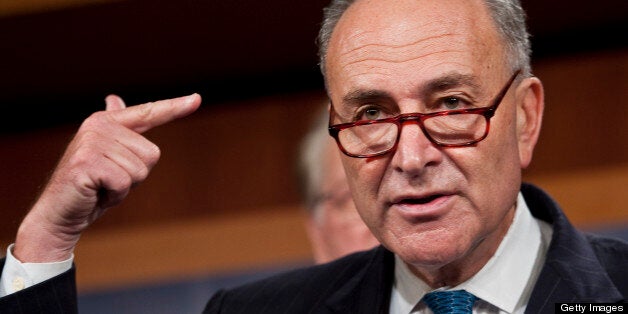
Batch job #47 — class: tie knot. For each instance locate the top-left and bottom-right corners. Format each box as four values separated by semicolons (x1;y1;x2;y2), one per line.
422;290;477;314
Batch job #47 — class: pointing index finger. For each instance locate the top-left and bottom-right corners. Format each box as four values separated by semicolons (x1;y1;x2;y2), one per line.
110;93;202;133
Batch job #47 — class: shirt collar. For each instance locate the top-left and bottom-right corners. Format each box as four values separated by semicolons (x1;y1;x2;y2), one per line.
390;192;552;314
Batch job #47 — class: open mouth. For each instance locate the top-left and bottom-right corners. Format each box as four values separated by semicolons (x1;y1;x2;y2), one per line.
400;194;444;205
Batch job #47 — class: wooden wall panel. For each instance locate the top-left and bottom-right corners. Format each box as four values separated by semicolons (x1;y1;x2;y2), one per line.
525;49;628;175
74;206;313;292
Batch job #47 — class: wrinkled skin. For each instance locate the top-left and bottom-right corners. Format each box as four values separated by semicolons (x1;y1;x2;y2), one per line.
325;0;544;286
15;94;202;262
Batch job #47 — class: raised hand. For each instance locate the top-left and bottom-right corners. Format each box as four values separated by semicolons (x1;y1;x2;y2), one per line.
13;93;202;262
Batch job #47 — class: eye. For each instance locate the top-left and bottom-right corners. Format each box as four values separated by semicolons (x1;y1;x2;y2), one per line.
364;108;380;120
356;106;383;121
443;97;462;110
434;95;475;111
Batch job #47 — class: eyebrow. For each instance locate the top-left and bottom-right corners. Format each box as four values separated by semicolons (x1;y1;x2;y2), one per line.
340;72;483;106
342;89;392;106
422;72;482;95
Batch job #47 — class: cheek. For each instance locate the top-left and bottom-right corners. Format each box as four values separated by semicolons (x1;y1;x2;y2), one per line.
341;158;388;219
343;158;375;195
469;106;521;175
447;112;521;220
488;111;522;179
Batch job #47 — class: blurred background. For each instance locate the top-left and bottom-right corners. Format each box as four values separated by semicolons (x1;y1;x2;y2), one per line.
0;0;626;313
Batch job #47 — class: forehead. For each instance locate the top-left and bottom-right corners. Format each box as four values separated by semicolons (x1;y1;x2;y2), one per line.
326;0;506;98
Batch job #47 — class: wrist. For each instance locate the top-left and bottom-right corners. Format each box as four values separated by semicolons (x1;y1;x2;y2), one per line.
13;210;77;263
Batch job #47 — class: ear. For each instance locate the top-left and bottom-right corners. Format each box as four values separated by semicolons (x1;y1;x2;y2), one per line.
515;77;544;169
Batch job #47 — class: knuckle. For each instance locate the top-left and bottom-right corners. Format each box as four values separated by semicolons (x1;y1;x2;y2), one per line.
67;132;100;166
146;143;161;167
135;164;150;181
136;103;155;120
81;111;113;131
112;173;133;192
78;129;100;142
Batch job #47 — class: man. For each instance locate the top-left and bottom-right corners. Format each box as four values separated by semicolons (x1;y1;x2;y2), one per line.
0;0;626;313
298;105;379;264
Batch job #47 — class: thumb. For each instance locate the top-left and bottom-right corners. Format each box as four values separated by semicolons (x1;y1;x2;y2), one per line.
105;94;127;111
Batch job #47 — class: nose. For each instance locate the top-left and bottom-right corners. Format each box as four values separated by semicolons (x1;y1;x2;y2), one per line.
390;121;444;177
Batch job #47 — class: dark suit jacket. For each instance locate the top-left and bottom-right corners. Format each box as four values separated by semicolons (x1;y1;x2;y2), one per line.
0;262;77;314
203;184;628;313
0;183;625;313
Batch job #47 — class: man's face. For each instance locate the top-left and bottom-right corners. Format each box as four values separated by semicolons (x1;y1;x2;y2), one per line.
325;0;535;274
307;139;380;264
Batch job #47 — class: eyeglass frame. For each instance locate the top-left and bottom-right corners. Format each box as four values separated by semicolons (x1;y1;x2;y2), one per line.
328;70;522;158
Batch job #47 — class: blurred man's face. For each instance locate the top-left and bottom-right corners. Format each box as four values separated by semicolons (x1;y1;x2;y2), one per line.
307;140;379;264
325;0;540;282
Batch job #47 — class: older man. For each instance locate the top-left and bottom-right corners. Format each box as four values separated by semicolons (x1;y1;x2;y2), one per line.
0;0;626;313
298;105;380;264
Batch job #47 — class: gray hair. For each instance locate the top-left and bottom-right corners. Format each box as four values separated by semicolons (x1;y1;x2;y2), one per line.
317;0;532;78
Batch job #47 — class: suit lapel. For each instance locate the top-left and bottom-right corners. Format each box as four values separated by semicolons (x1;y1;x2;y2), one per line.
316;184;622;314
324;246;395;314
522;184;623;314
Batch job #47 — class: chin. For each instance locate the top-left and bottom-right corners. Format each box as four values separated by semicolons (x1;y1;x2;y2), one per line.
406;247;467;270
387;230;471;269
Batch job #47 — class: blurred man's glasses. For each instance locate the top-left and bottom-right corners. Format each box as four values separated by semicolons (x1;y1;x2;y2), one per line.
328;70;521;158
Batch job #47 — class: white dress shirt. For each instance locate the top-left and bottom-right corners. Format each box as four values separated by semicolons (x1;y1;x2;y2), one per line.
389;192;553;314
0;244;73;297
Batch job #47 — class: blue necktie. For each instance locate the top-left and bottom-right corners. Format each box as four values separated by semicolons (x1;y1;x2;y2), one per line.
422;290;478;314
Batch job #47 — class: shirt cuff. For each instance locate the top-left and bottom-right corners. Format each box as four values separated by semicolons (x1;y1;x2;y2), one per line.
0;243;73;296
